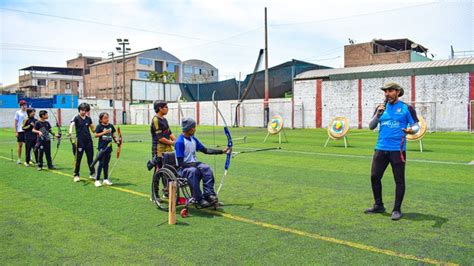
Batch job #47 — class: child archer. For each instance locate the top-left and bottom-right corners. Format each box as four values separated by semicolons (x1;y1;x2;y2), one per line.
92;112;117;187
150;101;176;168
175;118;230;207
32;110;60;170
68;103;95;182
22;108;38;166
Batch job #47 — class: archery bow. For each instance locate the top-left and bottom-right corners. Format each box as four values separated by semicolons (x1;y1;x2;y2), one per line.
176;92;185;133
48;108;62;163
108;127;122;179
212;91;233;195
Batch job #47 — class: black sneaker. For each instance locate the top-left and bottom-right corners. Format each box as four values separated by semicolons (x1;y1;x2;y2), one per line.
391;211;403;220
198;199;211;208
364;204;386;214
48;166;56;170
207;195;218;205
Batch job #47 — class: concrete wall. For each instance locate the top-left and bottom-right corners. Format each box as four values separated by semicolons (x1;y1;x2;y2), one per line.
2;72;471;131
0;107;125;129
127;99;293;128
294;72;472;131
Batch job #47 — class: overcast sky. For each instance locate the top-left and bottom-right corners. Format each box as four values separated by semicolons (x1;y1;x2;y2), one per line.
0;0;472;86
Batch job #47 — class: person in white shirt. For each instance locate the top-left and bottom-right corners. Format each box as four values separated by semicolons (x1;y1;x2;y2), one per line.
14;100;28;164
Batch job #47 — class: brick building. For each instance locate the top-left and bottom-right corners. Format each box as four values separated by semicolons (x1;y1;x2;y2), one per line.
85;47;182;100
344;38;431;67
18;66;83;98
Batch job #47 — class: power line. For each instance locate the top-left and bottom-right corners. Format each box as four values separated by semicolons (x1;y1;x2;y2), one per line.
1;43;105;54
269;2;437;27
0;7;257;48
175;26;263;51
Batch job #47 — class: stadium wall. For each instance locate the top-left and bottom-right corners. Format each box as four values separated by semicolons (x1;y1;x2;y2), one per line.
294;72;471;131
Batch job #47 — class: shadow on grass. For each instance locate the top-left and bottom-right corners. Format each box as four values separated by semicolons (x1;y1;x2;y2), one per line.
407;148;433;152
112;183;135;187
383;212;448;228
156;220;190;227
403;212;449;228
172;202;254;220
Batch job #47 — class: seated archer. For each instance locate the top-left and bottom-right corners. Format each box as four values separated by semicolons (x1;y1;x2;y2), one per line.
175;118;231;207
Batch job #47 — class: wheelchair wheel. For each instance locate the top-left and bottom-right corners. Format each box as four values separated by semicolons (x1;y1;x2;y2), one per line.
151;167;177;211
178;177;194;203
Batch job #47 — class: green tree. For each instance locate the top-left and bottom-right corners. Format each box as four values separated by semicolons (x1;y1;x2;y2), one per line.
147;71;177;83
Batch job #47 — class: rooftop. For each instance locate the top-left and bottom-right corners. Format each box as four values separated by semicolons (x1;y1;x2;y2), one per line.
295;57;474;80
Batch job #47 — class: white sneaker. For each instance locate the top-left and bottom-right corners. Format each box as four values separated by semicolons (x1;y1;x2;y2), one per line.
17;160;21;164
73;176;80;182
103;179;113;186
89;174;96;180
24;162;29;167
94;180;102;187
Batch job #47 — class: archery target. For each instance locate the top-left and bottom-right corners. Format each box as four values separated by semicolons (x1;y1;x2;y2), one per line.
327;117;350;140
406;115;427;141
267;115;284;135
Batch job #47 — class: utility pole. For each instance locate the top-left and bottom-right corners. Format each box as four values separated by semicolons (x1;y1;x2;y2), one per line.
116;39;130;124
264;7;270;127
108;52;116;124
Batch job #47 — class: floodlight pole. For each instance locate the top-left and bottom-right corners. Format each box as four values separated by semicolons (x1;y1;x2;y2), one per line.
116;39;130;124
264;7;270;127
109;52;116;124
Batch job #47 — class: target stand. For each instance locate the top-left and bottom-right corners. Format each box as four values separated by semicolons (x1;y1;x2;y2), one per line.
406;115;428;152
263;115;288;144
324;117;350;148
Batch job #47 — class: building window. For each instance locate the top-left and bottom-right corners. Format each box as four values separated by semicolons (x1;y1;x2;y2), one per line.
211;70;214;76
199;69;202;75
37;79;46;86
184;66;193;74
139;58;153;66
166;62;176;73
138;71;150;79
66;83;70;90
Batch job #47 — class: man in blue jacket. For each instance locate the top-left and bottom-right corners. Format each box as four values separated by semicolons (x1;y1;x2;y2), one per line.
365;82;420;220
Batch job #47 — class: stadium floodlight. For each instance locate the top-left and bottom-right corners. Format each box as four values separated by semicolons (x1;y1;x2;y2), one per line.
115;38;131;124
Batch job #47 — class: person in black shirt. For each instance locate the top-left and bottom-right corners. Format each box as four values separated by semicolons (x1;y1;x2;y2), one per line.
32;110;59;170
150;101;176;168
22;108;38;166
68;103;96;182
93;112;117;187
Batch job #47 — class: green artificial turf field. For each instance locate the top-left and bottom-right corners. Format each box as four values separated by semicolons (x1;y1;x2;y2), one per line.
1;125;473;265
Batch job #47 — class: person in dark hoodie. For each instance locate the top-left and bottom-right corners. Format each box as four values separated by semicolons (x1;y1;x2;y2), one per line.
32;110;59;171
22;108;38;166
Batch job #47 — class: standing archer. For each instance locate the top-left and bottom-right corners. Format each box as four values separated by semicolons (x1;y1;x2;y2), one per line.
365;82;419;220
14;100;27;164
150;101;176;169
69;103;96;182
22;108;38;166
32;110;60;170
92;112;117;187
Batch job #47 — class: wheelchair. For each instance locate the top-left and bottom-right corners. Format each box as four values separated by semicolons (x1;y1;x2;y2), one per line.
150;152;219;217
